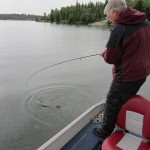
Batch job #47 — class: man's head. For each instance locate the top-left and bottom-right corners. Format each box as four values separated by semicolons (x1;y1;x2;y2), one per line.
104;0;127;23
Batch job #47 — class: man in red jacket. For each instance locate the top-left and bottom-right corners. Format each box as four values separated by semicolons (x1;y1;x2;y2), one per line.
94;0;150;139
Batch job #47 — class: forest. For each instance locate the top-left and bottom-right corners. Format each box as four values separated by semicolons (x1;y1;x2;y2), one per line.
39;2;105;24
0;0;150;25
0;14;40;21
39;0;150;24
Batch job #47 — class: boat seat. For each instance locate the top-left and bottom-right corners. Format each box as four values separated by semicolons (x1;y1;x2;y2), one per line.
102;95;150;150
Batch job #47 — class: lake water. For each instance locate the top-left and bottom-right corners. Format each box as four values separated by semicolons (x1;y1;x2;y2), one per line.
0;20;150;150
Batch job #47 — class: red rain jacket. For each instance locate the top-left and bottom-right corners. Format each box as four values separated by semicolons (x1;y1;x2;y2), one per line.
101;7;150;82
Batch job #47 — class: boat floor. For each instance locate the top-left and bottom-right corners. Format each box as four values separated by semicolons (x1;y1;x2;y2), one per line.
61;122;104;150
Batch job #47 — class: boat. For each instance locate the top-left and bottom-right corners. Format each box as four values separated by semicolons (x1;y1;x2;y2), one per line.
37;95;150;150
37;100;105;150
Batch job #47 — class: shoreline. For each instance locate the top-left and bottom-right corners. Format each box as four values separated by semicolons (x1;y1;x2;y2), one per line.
88;20;109;27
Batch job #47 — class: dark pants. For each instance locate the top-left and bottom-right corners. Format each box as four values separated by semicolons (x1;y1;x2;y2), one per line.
102;78;146;135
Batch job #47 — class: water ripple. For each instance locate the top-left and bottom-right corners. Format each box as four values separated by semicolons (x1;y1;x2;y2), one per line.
26;86;93;126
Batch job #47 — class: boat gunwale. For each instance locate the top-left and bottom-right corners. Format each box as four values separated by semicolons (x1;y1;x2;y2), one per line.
37;100;105;150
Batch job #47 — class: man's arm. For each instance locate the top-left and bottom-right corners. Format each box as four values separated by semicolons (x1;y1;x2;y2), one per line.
101;25;124;64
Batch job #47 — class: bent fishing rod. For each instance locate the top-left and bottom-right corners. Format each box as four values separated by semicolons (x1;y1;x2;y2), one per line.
26;53;100;87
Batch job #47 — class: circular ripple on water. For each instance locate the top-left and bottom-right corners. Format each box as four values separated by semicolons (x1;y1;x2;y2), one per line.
27;86;93;126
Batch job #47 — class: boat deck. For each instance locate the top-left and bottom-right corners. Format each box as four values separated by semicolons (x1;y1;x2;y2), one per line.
61;122;104;150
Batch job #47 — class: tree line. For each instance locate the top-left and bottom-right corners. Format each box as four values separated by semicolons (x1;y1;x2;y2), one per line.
0;0;150;24
38;2;105;24
39;0;150;24
0;14;41;21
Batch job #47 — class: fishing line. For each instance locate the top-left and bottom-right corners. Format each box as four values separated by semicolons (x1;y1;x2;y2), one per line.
26;53;100;87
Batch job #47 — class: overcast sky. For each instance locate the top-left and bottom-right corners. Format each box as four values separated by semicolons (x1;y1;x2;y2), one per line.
0;0;105;15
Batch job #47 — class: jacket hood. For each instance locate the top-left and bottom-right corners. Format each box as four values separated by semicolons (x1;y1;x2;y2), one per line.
116;7;146;24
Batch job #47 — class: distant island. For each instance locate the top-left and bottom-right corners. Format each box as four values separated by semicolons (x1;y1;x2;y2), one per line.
0;14;42;21
0;0;149;26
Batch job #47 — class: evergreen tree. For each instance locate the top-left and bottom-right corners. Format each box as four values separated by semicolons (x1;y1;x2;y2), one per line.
38;1;150;25
134;0;144;12
47;2;105;25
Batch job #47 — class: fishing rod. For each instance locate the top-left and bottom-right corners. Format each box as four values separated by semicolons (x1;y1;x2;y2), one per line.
26;53;100;87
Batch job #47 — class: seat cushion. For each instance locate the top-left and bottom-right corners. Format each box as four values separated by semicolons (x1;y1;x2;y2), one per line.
102;131;124;150
102;131;150;150
138;141;150;150
116;95;150;140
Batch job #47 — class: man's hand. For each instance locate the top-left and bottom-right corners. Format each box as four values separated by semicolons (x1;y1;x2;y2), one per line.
100;51;105;57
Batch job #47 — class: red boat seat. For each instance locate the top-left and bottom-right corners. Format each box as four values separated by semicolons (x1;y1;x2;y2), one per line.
102;95;150;150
